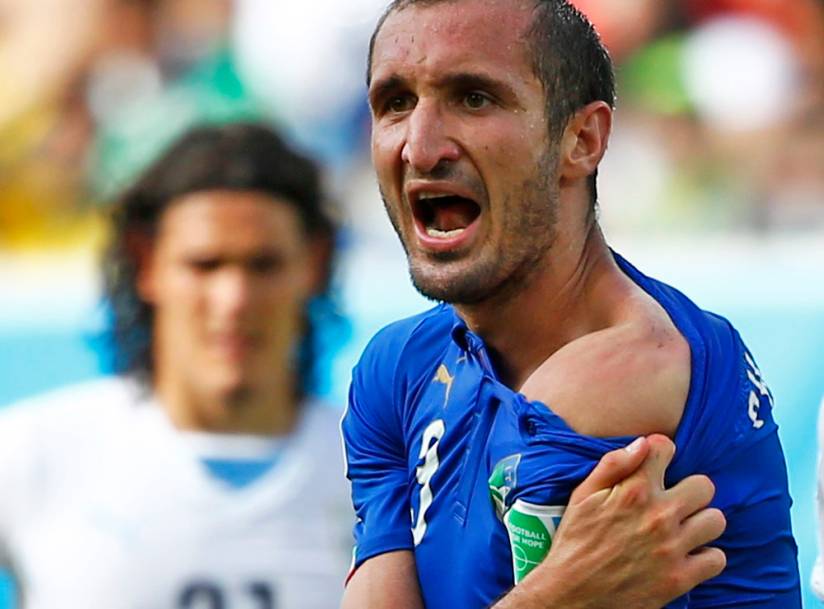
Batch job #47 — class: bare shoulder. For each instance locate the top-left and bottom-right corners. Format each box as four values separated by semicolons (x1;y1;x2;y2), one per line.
519;296;690;439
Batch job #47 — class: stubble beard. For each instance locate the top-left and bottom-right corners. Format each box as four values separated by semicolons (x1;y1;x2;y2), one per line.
223;384;254;409
381;150;559;306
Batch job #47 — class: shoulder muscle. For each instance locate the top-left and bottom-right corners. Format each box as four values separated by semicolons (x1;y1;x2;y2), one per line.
520;311;690;438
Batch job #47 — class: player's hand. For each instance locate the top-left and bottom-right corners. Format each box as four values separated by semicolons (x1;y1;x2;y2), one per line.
494;435;726;609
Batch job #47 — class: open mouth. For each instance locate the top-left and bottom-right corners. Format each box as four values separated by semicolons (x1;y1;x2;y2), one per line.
413;193;482;240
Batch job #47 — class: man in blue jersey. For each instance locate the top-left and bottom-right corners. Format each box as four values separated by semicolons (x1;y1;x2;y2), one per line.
341;0;801;607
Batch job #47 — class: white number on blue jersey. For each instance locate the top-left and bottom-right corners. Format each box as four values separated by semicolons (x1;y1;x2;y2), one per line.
744;350;772;429
412;419;445;545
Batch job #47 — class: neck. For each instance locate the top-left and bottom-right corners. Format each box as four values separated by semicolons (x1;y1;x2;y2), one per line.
455;222;629;389
154;372;299;436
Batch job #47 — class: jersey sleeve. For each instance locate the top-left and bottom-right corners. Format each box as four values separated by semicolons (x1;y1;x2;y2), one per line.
341;328;414;571
672;326;801;607
687;431;801;607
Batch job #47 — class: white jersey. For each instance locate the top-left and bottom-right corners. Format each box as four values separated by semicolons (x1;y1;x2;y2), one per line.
0;376;353;609
814;394;824;601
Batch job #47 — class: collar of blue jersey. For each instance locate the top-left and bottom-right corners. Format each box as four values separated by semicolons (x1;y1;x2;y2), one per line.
447;308;516;405
611;249;656;296
448;307;471;350
448;309;500;368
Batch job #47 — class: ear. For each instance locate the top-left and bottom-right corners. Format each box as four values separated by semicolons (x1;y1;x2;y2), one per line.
128;229;158;305
558;101;612;183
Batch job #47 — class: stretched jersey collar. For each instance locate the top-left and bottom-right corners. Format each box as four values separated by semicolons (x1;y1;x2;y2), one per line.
448;306;471;350
447;306;496;362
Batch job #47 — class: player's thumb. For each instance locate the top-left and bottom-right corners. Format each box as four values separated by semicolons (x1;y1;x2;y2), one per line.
636;433;676;490
569;436;649;504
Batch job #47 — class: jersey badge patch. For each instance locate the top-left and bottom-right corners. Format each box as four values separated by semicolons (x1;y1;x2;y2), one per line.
489;453;521;519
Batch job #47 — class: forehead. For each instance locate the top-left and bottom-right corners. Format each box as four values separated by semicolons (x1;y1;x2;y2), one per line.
157;190;304;251
371;0;536;83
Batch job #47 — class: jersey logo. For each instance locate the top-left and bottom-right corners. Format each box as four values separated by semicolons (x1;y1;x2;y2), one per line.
489;453;522;519
744;350;772;429
432;363;454;407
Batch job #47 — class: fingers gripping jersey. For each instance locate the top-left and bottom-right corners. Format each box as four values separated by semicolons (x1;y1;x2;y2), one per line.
342;253;801;609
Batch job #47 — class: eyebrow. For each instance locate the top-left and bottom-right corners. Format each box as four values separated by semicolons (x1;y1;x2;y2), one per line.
368;74;407;109
435;72;511;97
368;71;518;109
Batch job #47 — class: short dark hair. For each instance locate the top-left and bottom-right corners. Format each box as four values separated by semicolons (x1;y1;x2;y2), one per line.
366;0;615;206
102;122;339;396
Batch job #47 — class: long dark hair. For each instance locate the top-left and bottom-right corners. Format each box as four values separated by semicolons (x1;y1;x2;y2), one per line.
101;122;341;396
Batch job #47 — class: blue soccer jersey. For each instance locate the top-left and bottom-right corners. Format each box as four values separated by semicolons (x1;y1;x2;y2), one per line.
341;253;801;608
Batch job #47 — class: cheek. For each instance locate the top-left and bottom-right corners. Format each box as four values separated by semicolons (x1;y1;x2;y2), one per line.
484;136;550;201
151;277;206;358
171;274;207;315
150;267;202;315
371;125;403;187
258;270;311;314
491;136;538;170
260;292;306;346
483;111;548;158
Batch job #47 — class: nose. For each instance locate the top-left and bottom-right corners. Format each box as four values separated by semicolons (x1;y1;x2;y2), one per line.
211;267;253;320
401;100;460;174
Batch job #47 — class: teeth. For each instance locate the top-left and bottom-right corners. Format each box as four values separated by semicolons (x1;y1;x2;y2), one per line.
426;227;465;239
418;192;454;201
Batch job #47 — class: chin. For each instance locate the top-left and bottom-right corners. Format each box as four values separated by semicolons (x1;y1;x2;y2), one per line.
207;372;254;404
410;273;485;304
408;258;498;305
223;385;254;408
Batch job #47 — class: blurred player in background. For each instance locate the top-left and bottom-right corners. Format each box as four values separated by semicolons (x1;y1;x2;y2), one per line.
0;122;352;609
342;0;800;607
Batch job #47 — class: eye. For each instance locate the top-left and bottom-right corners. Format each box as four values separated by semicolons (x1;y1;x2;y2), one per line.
248;254;285;275
188;257;221;273
463;91;491;110
385;94;416;114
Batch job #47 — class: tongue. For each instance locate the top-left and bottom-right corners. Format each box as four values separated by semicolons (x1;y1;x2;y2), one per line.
431;199;478;231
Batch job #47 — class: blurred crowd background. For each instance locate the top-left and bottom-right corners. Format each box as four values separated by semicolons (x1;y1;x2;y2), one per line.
0;0;822;606
1;0;822;251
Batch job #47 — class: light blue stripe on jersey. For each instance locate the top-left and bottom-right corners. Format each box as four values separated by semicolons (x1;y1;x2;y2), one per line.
0;571;15;609
200;457;280;489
